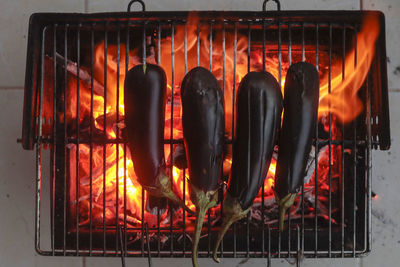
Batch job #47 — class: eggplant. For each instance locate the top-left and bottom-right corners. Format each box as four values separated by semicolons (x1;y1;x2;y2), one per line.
274;62;319;231
181;67;224;267
212;71;283;262
124;63;193;214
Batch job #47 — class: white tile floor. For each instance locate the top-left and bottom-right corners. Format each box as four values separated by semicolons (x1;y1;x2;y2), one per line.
0;0;85;88
0;0;399;266
362;0;400;88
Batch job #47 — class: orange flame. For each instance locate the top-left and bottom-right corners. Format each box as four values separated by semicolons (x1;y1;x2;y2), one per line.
318;14;379;122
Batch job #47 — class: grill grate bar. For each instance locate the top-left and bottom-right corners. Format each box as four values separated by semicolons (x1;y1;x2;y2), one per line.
301;22;305;62
300;21;305;253
35;25;46;255
197;23;200;67
102;24;108;255
115;25;121;255
208;21;213;257
90;23;95;256
261;20;267;258
277;18;282;259
246;21;251;259
268;225;271;265
124;21;130;258
341;23;346;257
157;22;162;257
35;248;373;257
328;22;333;258
183;23;187;257
51;24;57;256
75;23;81;256
220;22;226;259
232;21;238;258
353;24;358;257
63;24;68;256
140;23;146;257
288;22;292;66
170;22;175;256
367;35;374;253
314;22;319;257
39;137;372;146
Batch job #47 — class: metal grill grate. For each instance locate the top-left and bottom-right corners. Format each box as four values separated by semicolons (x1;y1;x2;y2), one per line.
21;2;390;262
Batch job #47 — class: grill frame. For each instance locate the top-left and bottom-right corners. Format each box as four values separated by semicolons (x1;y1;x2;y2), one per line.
21;9;390;260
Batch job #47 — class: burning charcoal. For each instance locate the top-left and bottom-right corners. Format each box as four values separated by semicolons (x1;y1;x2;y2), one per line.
221;140;233;182
181;67;224;267
213;71;282;262
46;53;105;96
124;63;193;214
118;214;141;226
304;145;316;184
252;194;276;208
274;62;319;231
74;116;104;139
146;194;168;216
95;112;125;134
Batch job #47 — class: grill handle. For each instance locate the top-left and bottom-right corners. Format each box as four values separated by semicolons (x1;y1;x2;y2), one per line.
127;0;281;12
263;0;281;11
127;0;146;12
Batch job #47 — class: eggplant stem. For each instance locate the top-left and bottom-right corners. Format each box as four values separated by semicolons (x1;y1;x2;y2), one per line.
212;193;249;263
277;193;297;232
142;63;147;74
189;183;218;267
143;170;195;215
192;207;207;267
162;187;194;215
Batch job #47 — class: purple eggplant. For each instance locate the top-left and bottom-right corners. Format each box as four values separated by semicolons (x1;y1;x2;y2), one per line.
181;67;224;267
124;63;193;214
274;62;319;231
212;71;283;262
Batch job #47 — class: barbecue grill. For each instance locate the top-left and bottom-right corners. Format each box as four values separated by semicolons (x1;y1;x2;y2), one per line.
20;0;390;264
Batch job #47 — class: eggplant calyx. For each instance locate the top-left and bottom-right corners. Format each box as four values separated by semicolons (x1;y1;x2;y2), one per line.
276;193;297;232
212;192;249;263
190;183;218;267
142;170;195;215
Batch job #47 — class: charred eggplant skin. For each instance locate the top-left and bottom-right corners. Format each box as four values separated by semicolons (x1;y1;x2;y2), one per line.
274;62;319;230
213;71;282;262
124;64;193;214
228;71;283;210
181;67;225;193
124;63;167;187
181;67;224;267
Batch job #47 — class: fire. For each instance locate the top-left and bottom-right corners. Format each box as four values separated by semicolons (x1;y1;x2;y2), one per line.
318;14;380;122
67;13;380;227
